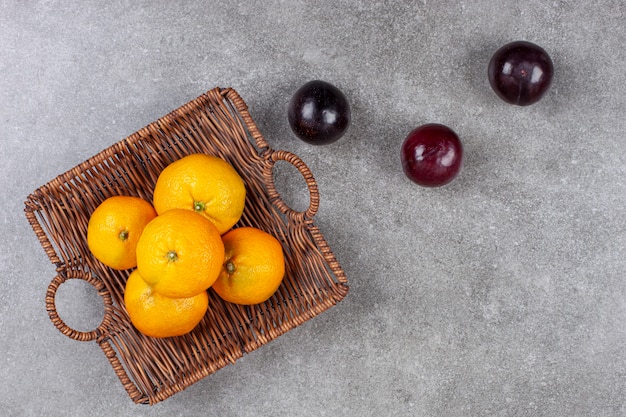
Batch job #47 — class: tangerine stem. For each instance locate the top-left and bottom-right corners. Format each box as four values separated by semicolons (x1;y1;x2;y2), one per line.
193;201;205;212
225;261;236;274
119;230;129;241
167;250;178;262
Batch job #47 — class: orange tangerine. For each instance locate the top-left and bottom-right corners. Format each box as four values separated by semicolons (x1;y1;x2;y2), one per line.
124;269;208;338
87;196;157;270
212;227;285;305
135;209;224;298
152;154;246;234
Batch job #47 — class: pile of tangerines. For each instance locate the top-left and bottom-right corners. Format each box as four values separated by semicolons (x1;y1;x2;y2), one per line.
86;154;285;338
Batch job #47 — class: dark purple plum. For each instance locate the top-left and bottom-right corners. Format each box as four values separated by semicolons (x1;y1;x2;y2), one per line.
488;41;554;106
288;80;351;145
401;124;463;187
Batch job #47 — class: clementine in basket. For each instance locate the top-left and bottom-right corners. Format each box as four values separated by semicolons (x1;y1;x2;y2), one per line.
87;196;157;270
124;269;208;338
136;209;224;298
212;227;285;305
152;153;246;235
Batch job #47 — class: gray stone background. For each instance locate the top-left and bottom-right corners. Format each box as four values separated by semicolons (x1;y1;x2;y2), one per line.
1;1;624;416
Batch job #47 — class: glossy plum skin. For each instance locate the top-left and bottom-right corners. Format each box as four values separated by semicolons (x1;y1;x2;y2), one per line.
401;124;463;187
288;80;351;145
488;41;554;106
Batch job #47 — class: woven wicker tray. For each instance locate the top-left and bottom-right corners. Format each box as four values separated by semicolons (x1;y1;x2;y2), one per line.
24;87;348;405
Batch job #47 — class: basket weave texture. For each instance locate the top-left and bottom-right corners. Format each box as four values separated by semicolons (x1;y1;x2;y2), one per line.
24;87;348;405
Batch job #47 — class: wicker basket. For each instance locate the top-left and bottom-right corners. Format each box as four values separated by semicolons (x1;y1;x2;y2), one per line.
24;87;348;405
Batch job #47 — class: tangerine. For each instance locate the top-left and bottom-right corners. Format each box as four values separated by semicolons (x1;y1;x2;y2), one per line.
135;209;224;298
124;269;208;338
212;227;285;305
152;154;246;234
87;196;157;270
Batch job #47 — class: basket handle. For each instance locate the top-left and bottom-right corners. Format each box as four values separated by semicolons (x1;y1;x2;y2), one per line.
46;271;113;342
264;150;320;220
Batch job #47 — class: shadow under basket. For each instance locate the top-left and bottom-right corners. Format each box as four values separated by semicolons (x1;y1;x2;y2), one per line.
24;87;348;405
